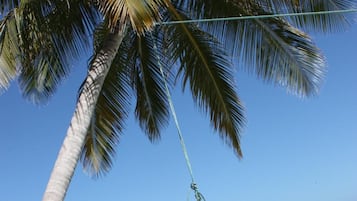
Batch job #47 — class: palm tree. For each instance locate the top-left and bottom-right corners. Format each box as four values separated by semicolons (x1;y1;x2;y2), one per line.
1;0;355;201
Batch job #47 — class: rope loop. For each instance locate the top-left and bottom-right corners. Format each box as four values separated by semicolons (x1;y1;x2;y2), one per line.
191;183;206;201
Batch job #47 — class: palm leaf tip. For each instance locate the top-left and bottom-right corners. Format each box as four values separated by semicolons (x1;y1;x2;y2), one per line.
215;93;245;158
282;32;326;97
0;58;15;91
239;15;327;97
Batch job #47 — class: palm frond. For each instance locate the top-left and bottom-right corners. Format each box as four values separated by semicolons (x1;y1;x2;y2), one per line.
175;0;325;96
126;31;170;141
0;11;18;92
164;8;245;157
43;0;100;60
97;0;165;34
258;0;355;32
79;23;130;177
240;4;326;96
1;0;99;102
10;3;69;103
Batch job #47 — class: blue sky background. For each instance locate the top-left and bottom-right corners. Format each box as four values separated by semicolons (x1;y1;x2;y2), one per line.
1;24;356;201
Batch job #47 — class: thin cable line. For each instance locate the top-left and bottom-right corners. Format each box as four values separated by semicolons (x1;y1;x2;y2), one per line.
156;9;357;25
150;32;206;201
153;43;195;183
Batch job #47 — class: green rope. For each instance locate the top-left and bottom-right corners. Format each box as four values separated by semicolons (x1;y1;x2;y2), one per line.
150;33;206;201
156;9;357;25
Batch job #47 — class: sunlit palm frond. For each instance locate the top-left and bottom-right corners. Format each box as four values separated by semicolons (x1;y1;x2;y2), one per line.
258;0;355;32
175;0;355;33
98;0;165;34
126;31;170;141
80;25;131;177
256;26;323;96
177;0;325;96
165;8;245;157
240;4;326;96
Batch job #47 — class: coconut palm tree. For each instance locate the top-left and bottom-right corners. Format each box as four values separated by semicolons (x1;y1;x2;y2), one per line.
1;0;355;201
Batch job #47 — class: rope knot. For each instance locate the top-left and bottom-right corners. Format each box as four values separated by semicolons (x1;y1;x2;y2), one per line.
190;183;206;201
190;183;198;191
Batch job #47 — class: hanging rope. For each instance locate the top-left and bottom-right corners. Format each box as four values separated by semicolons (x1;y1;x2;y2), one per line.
150;32;206;201
156;8;357;25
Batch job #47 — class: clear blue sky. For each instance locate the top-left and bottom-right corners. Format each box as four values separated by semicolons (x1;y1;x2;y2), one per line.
1;25;356;201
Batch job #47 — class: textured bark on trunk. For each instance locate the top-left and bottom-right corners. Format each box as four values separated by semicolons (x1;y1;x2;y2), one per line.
42;27;127;201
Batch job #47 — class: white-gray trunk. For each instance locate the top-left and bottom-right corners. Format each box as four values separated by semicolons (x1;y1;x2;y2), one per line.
42;27;127;201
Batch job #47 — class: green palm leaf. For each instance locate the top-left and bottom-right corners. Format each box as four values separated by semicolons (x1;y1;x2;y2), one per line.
127;32;170;141
0;11;18;92
44;0;99;60
0;0;99;102
175;0;325;96
165;9;245;157
15;3;65;103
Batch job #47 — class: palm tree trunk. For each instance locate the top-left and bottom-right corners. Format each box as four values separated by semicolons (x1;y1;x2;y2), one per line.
42;26;127;201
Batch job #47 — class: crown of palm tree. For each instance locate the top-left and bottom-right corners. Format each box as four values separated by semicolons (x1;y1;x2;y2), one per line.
1;0;355;177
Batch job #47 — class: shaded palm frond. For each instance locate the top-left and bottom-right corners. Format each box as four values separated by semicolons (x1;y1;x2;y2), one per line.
175;0;325;96
12;3;69;103
92;20;111;52
126;31;170;141
258;0;355;32
18;50;65;103
80;25;131;177
165;8;245;157
1;0;99;102
0;11;18;92
43;0;100;60
97;0;165;34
